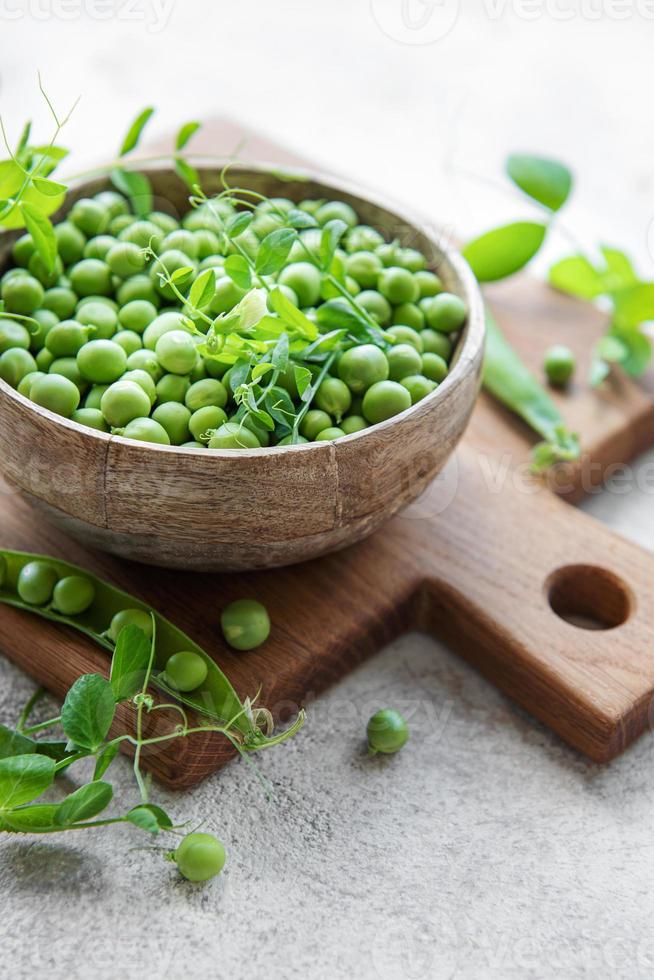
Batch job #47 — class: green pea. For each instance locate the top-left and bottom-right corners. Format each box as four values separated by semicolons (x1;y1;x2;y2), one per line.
208;422;261;450
414;270;443;298
84;235;117;261
367;708;409;755
69;198;110;237
0;319;31;354
278;434;308;445
0;348;38;388
126;348;163;381
422;352;448;383
101;380;152;428
424;293;467;333
28;253;64;288
155;372;190;405
28;309;59;352
109;214;135;236
12;233;35;267
391;302;424;332
400;374;437;404
107;242;146;279
173;832;226;883
386;325;423;352
84;384;109;410
278;262;322;308
2;274;44;314
121;417;171;446
112;330;143;357
45;320;91;357
94;190;129;220
421;329;452;359
387;344;423;382
49;358;87;394
184;378;228;413
149;211;179;235
233;414;270;448
346;225;384;253
182;441;203;449
376;242;399;267
54;221;86;264
116;275;160;307
378;267;419;305
315;426;345;441
69;259;112;298
156;330;197;375
121;369;156;405
356;289;392;326
42;287;78;320
207;277;246;315
163;651;208;692
315;377;352;422
118;300;157;334
161;230;198;259
362;380;411;424
31;373;80;418
315;201;358;228
300;409;332;441
72;408;109;432
35;348;55;372
266;284;298;312
340;415;369;434
77;340;127;384
337;344;389;394
52;575;96;616
17;371;45;398
345;251;383;289
108;608;153;643
194;230;222;259
152;402;192;445
395;247;427;272
118;220;163;251
221;598;271;651
189;406;228;443
143;312;187;351
544;345;575;386
17;561;59;606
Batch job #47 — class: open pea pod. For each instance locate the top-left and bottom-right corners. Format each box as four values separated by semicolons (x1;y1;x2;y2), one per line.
0;549;302;751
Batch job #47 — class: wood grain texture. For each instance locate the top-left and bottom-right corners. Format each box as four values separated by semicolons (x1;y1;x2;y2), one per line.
0;121;654;785
0;166;484;571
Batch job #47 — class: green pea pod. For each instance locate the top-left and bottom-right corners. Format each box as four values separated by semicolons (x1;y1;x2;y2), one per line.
0;549;302;751
483;309;580;472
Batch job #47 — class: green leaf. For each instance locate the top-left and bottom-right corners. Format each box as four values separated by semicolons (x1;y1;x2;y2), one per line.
55;781;113;825
0;803;60;833
610;324;652;376
224;255;252;291
61;674;115;751
506;154;573;212
255;228;296;275
176;121;200;150
548;255;605;300
294;365;313;399
119;107;155;156
170;265;194;284
251;362;274;382
271;332;289;371
110;625;151;702
265;386;297;428
126;804;172;835
94;741;121;781
600;246;638;292
189;268;217;310
0;754;55;809
320;219;348;270
613;283;654;328
463;222;547;282
16;121;31;157
32;177;67;197
175;157;199;193
226;211;253;239
287;208;318;230
110;169;152;218
268;287;318;340
20;202;56;274
0;725;35;759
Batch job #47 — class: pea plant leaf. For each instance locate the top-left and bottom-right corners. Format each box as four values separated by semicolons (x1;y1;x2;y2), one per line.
612;283;654;328
32;177;67;197
19;202;57;273
226;211;253;239
600;246;638;291
175;157;199;193
110;625;152;702
506;154;573;212
0;724;35;759
0;754;55;809
548;255;605;300
320;218;348;271
268;287;318;340
255;228;296;276
188;268;216;310
93;741;121;781
0;803;60;833
287;208;318;230
119;107;155;157
126;803;173;835
294;364;313;400
61;674;116;751
463;221;547;283
610;323;652;376
55;781;113;826
110;169;152;218
224;255;252;291
175;120;200;151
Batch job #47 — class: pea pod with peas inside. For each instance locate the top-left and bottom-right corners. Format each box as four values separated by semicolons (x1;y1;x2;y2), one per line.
0;549;303;751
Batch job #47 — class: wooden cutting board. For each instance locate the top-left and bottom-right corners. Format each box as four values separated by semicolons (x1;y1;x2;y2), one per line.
1;121;654;787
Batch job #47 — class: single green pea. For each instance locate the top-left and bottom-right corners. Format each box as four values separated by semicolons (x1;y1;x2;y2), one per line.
161;230;199;259
77;340;127;384
337;344;389;394
150;211;180;234
109;214;135;236
422;352;448;383
278;434;308;445
193;230;223;259
387;325;423;352
121;369;156;405
17;561;59;606
54;221;87;265
414;270;443;298
84;384;110;410
2;274;44;314
28;309;59;353
112;330;143;357
421;329;452;359
118;300;158;334
28;253;64;288
376;242;399;267
108;608;153;643
35;348;55;372
118;220;164;251
189;356;208;383
207;277;246;315
152;402;192;445
77;294;118;313
300;409;332;441
42;287;78;320
387;344;423;382
31;373;80;418
121;417;171;446
346;225;384;253
544;345;575;386
189;406;228;443
116;275;160;307
155;373;191;405
163;651;208;692
378;267;419;305
424;293;467;333
101;380;152;428
400;374;437;404
315;377;352;422
84;235;117;261
315;200;358;228
12;233;36;267
391;302;425;332
232;414;270;448
94;190;129;220
49;357;87;394
200;255;226;272
0;348;38;388
345;251;383;289
143;312;187;351
315;426;345;441
221;598;271;651
208;422;261;450
69;198;110;237
340;415;369;435
278;262;322;308
106;241;146;279
367;708;409;755
156;330;198;375
173;832;226;883
45;320;91;357
17;371;45;398
182;441;203;449
395;247;427;272
69;259;112;298
356;289;392;326
126;348;163;382
362;380;412;424
52;576;96;616
72;407;109;432
185;378;228;413
0;318;31;354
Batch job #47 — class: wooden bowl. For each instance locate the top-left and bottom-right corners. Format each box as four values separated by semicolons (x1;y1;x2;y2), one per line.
0;166;484;571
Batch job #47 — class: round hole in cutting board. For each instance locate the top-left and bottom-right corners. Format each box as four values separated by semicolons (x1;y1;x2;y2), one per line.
546;564;632;631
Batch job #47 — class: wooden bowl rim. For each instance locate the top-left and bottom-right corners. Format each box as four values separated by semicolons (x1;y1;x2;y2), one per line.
0;162;485;459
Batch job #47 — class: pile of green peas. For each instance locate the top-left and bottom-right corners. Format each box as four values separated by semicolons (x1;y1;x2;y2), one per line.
0;189;467;448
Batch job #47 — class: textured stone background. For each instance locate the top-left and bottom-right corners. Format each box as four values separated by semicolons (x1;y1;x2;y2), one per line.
1;4;654;978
